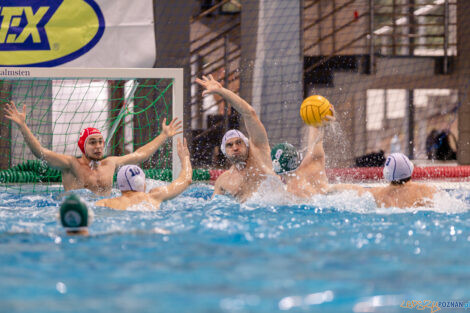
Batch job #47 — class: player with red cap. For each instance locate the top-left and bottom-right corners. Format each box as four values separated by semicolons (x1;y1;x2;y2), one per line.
78;127;102;155
4;101;182;196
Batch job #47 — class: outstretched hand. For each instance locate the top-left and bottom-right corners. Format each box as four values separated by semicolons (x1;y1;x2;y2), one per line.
162;117;183;137
4;101;26;126
177;138;190;160
195;74;223;96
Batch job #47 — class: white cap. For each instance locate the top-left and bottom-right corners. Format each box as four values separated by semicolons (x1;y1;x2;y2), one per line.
220;129;249;155
383;153;414;182
117;165;146;192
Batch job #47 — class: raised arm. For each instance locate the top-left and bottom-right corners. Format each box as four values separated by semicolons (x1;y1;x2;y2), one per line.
149;138;192;202
4;102;72;169
111;117;182;167
304;127;325;163
298;111;335;168
195;75;269;148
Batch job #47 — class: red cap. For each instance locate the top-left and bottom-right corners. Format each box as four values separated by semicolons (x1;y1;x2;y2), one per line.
78;128;102;154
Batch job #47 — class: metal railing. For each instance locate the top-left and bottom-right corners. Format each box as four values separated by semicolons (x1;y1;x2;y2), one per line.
373;0;457;63
190;2;241;134
303;0;457;73
303;0;371;72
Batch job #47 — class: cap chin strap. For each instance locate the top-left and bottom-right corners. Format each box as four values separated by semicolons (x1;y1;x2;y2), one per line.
83;137;103;169
234;161;247;170
88;158;101;169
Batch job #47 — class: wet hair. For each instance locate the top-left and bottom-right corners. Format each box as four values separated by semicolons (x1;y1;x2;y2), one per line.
391;176;411;185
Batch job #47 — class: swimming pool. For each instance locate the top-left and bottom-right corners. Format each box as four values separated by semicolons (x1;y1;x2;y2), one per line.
1;183;469;313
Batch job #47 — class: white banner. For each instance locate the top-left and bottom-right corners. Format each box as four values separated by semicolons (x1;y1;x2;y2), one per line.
0;0;156;68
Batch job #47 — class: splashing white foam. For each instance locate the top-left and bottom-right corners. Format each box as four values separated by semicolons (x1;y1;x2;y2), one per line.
428;190;469;213
245;175;293;205
328;189;470;214
247;184;469;214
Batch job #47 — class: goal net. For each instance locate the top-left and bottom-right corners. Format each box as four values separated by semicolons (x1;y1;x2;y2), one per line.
0;68;183;193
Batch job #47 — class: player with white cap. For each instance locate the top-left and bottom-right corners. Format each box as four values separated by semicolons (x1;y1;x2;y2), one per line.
367;152;437;208
195;75;276;202
4;101;182;196
96;138;192;210
382;153;415;183
330;152;438;208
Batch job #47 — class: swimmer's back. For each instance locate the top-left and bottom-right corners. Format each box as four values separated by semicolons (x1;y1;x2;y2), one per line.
370;181;437;208
97;192;161;210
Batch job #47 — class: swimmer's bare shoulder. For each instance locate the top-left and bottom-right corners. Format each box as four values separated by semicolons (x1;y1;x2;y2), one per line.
213;170;232;196
412;181;439;198
213;168;245;197
368;185;386;199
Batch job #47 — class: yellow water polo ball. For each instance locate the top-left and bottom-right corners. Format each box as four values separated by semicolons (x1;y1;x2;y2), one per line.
299;95;333;126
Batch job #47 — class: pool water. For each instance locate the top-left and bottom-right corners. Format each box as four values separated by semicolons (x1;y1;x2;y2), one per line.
1;183;470;313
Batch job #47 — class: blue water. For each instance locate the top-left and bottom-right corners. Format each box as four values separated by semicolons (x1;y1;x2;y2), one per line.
1;183;470;313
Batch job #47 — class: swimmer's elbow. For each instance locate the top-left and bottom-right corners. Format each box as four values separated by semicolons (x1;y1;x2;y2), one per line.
243;107;257;120
183;175;192;188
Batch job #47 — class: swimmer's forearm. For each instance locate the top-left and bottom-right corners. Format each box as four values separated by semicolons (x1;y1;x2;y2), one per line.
216;88;253;115
306;127;324;160
133;133;169;162
17;123;71;169
307;127;322;147
178;156;192;184
216;88;269;145
18;123;47;158
159;156;192;201
113;132;170;167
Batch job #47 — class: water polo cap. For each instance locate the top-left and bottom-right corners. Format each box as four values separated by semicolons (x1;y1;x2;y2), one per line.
78;127;102;154
383;153;414;182
271;143;300;174
221;129;249;155
60;194;90;230
117;165;146;192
